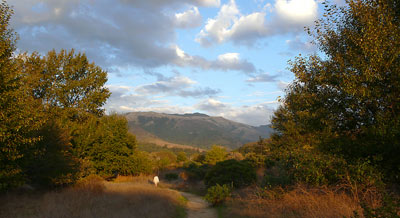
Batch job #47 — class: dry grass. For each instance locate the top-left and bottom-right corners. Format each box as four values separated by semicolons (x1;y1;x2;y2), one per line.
0;176;186;218
225;185;363;218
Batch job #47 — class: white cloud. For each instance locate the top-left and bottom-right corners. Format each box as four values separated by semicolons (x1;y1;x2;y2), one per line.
221;103;276;126
175;7;202;28
195;98;229;113
194;98;277;126
8;0;221;69
195;0;239;46
135;76;196;95
196;0;318;46
173;46;256;74
198;0;221;7
275;0;318;23
217;52;240;62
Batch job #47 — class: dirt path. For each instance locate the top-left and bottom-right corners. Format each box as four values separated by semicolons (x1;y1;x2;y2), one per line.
179;192;218;218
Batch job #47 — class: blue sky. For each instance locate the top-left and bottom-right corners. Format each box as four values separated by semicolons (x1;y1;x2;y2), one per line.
8;0;343;126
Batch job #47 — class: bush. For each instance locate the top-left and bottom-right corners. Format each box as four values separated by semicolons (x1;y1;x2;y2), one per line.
165;173;178;181
204;184;231;206
266;149;383;189
131;151;154;175
244;152;266;168
75;174;105;193
357;194;400;218
204;159;256;188
204;145;227;165
184;162;209;181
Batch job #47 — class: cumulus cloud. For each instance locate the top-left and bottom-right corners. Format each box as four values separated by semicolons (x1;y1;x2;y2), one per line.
105;85;167;113
8;0;223;69
135;74;220;98
194;98;276;126
175;7;202;28
173;46;256;74
196;0;318;46
221;103;276;126
195;98;229;113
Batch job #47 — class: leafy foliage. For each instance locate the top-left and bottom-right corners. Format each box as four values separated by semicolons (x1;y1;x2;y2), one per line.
265;148;383;188
18;49;110;119
22;120;79;187
356;194;400;218
272;0;400;182
203;145;227;165
70;114;137;176
184;162;209;181
204;159;256;188
0;2;46;191
130;151;154;175
176;151;188;163
204;184;232;206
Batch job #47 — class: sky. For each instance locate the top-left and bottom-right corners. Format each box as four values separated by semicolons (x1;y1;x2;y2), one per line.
8;0;343;126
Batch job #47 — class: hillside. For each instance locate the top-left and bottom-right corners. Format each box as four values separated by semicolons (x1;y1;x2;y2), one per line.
124;112;273;149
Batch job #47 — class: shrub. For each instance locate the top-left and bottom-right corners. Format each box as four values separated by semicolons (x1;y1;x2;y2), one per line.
75;174;105;193
165;173;179;181
204;159;256;188
244;152;266;168
356;194;400;218
204;145;228;165
176;152;188;163
266;149;383;189
204;184;231;206
131;151;154;175
184;162;209;181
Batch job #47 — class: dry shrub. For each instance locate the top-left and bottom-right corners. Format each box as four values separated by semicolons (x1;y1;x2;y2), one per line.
74;174;105;194
226;185;363;218
0;181;184;218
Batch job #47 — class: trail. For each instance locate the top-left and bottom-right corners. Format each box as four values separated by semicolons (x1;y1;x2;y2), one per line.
179;192;218;218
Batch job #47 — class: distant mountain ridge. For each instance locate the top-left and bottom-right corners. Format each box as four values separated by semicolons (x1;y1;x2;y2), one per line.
124;112;273;149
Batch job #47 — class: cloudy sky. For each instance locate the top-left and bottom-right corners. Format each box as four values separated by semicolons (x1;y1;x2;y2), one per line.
8;0;341;126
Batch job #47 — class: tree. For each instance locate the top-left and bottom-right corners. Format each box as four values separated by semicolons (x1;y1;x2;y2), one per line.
0;1;45;191
272;0;400;179
17;49;110;120
70;114;137;176
204;145;227;165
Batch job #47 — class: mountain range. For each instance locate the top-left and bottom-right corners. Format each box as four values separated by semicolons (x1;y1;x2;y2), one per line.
124;112;273;149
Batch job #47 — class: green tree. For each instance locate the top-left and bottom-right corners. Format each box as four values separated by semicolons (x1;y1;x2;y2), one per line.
22;120;79;187
18;49;110;120
131;151;154;175
70;114;137;176
0;1;45;191
153;151;177;170
204;145;227;165
272;0;400;180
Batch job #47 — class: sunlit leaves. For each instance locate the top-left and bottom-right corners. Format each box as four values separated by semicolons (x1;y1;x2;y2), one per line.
272;0;400;180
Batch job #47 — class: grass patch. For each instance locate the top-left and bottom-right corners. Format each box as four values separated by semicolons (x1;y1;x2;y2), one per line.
0;176;186;218
223;185;363;218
